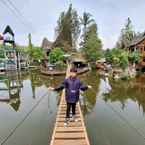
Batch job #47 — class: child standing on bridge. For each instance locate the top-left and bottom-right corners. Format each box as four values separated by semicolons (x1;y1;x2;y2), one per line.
48;67;92;126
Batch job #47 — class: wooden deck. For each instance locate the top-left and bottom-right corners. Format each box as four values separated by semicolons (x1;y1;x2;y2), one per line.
49;64;90;145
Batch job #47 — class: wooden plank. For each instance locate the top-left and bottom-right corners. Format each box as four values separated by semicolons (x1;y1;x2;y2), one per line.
59;108;79;111
58;112;79;115
57;118;81;122
56;121;82;127
56;127;84;132
60;104;79;106
57;114;80;118
55;132;86;139
53;139;87;145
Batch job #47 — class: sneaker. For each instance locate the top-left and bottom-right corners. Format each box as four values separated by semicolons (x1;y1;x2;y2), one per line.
70;114;73;118
64;122;68;127
72;115;78;122
64;118;69;127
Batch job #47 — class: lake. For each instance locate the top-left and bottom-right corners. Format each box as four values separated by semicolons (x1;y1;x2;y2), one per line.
0;70;145;145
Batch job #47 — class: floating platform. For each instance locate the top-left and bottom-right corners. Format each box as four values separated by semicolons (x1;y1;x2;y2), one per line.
41;67;89;76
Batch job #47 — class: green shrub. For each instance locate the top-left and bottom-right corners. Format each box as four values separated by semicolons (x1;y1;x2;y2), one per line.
48;47;65;64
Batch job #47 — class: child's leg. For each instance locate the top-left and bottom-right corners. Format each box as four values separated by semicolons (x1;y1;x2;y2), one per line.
72;103;76;116
66;102;71;119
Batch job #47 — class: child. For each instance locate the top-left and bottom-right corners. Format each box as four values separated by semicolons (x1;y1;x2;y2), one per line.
48;67;92;126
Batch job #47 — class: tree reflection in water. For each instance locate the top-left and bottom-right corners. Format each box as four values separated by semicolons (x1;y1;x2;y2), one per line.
103;75;145;113
0;70;64;112
80;71;99;114
79;71;145;115
0;71;23;111
1;69;145;115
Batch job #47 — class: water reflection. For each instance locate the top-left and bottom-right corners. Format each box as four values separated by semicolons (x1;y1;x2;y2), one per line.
0;70;64;112
0;70;64;145
103;76;145;113
1;70;145;145
80;71;145;145
80;71;145;115
80;71;99;113
0;71;22;111
97;75;112;97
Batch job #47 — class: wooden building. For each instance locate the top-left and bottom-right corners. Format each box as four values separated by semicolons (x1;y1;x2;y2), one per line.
71;53;88;68
128;32;145;68
3;25;15;45
41;37;53;57
0;72;23;111
1;25;21;71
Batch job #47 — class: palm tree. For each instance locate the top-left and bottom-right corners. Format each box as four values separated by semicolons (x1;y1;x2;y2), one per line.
80;12;94;40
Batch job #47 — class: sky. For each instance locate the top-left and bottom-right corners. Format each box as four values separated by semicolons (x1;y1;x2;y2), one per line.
0;0;145;49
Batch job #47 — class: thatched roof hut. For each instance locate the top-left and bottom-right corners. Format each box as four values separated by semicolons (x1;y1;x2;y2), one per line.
41;38;53;51
71;53;86;62
41;38;53;57
70;53;87;68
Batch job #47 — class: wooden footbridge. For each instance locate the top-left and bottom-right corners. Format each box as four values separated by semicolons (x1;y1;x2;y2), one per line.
49;64;90;145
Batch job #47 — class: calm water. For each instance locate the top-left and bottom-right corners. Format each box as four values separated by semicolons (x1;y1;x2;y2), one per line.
0;70;145;145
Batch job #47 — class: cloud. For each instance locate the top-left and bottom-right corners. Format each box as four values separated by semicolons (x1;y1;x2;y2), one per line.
0;0;145;49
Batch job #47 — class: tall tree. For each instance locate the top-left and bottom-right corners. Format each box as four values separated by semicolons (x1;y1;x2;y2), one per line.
53;4;80;51
71;9;80;49
80;12;94;46
26;34;44;63
116;17;135;49
27;33;33;62
81;23;102;62
28;33;32;49
55;12;65;37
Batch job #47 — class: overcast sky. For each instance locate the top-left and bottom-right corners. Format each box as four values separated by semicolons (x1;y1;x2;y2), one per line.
0;0;145;49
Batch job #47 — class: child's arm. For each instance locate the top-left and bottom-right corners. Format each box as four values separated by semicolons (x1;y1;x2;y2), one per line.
48;79;67;92
79;81;92;91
